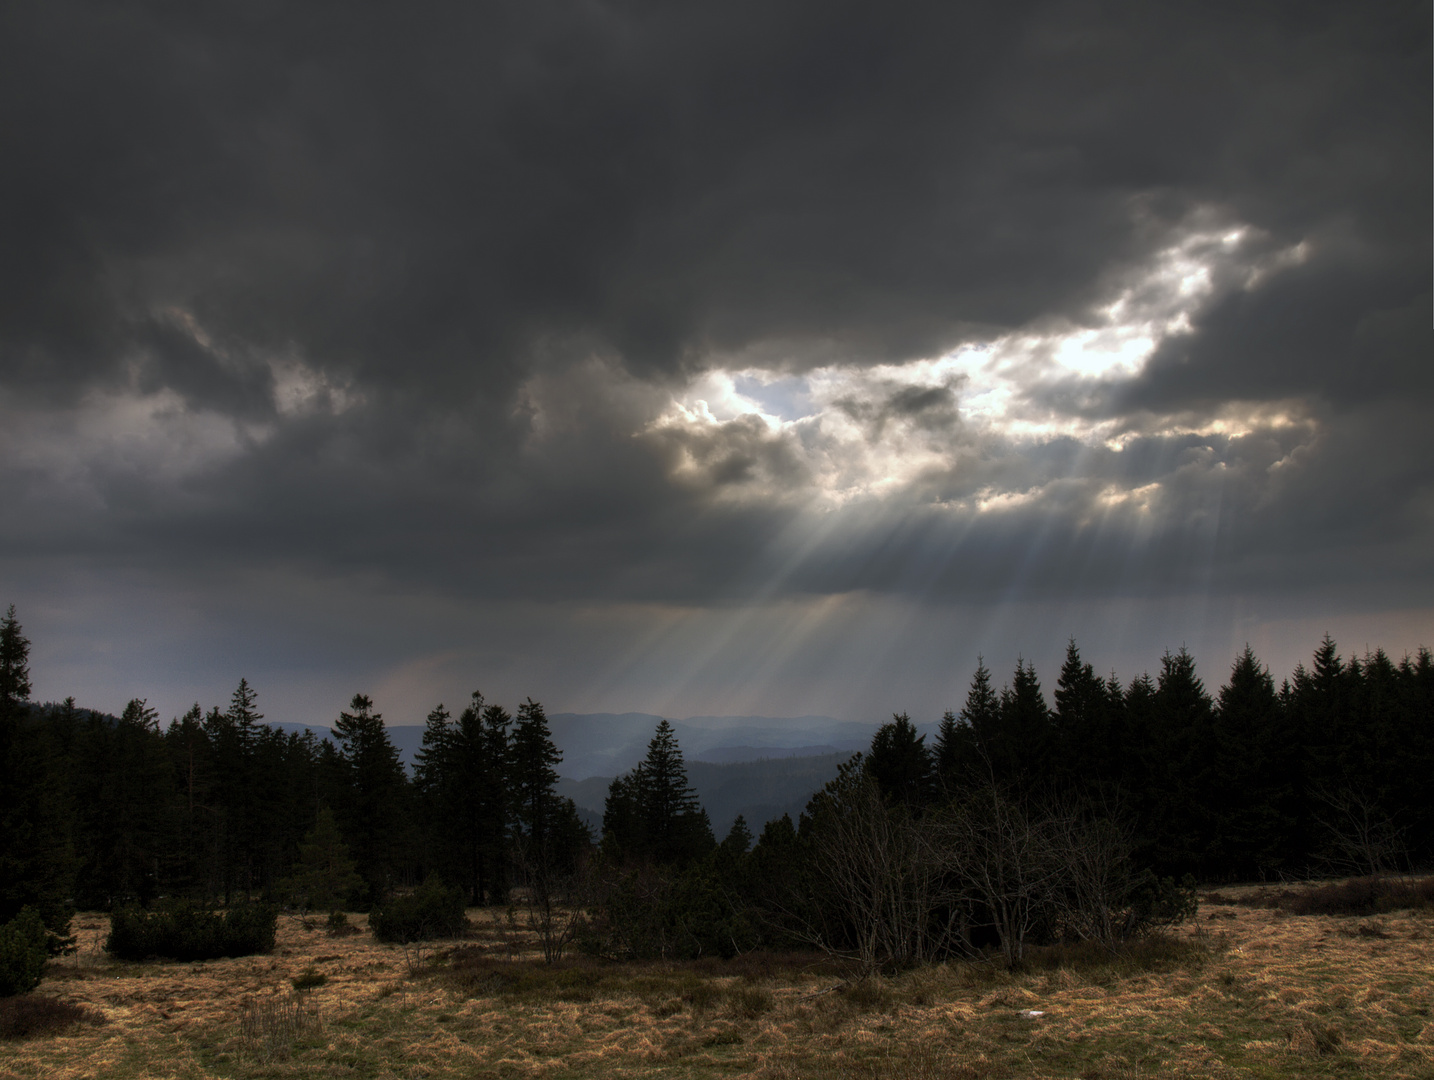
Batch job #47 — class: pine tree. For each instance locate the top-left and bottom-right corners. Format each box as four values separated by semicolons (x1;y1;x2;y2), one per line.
601;770;644;858
936;658;997;789
1052;640;1115;791
0;606;31;721
332;694;409;900
163;704;216;897
98;700;170;904
0;607;74;937
721;814;754;856
997;658;1052;787
640;719;712;863
604;720;712;864
1212;646;1286;876
283;806;362;913
416;692;511;904
1150;648;1216;874
510;699;563;852
864;712;934;811
205;680;266;899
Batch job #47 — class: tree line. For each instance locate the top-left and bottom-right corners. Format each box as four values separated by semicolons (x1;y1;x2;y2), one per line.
0;607;588;944
2;601;1431;971
575;637;1432;969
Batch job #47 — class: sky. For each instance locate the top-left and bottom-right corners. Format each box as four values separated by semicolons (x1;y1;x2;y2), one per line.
2;1;1430;730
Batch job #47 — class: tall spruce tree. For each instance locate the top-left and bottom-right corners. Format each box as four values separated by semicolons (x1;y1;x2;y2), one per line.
415;692;511;904
1150;648;1216;874
332;694;409;901
640;719;713;863
603;719;713;864
937;657;998;788
1052;640;1118;791
86;699;170;905
997;658;1052;787
510;699;562;852
1212;645;1286;877
0;606;30;720
0;607;75;935
864;712;934;811
163;704;214;895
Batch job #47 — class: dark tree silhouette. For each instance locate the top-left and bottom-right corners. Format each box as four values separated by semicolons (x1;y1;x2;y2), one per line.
865;712;934;811
332;694;409;900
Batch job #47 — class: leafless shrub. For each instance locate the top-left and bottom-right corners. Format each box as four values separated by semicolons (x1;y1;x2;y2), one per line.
238;993;321;1062
1311;784;1409;878
801;773;957;973
1042;801;1141;950
935;787;1060;966
515;841;586;963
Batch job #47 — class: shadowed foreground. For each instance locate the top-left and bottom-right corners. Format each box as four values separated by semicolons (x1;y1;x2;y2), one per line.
3;885;1432;1080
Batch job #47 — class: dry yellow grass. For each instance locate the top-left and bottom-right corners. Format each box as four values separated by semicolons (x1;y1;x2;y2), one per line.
3;889;1432;1080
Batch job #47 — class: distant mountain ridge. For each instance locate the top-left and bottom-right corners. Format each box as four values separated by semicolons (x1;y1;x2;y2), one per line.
556;752;851;838
267;712;876;835
269;711;878;780
542;711;877;779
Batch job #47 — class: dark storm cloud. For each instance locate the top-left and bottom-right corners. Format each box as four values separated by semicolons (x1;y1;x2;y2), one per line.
0;0;1429;618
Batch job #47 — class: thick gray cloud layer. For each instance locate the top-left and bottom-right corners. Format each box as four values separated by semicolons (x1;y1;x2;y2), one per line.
1;0;1430;719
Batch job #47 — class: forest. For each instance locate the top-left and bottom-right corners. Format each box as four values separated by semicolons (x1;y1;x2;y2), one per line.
2;602;1432;977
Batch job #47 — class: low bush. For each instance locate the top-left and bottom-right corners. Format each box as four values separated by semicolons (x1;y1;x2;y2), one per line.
0;995;105;1040
441;955;608;1001
1018;931;1206;978
369;879;467;944
106;901;278;961
1204;875;1434;917
0;909;50;997
291;967;328;990
577;861;759;961
1121;873;1199;936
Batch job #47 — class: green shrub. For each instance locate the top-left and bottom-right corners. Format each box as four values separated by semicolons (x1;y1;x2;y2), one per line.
369;879;467;944
0;909;49;997
578;861;759;961
105;901;278;961
1122;873;1198;936
291;967;328;991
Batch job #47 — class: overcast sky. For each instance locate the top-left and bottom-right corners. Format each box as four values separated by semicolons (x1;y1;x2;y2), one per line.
2;0;1430;728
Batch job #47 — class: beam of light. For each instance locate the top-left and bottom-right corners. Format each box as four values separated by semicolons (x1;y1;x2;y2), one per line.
523;213;1327;717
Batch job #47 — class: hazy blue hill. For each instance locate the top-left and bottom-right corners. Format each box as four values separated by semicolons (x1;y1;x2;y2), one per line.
692;744;841;763
263;714;875;781
556;751;851;837
546;712;877;779
269;716;868;830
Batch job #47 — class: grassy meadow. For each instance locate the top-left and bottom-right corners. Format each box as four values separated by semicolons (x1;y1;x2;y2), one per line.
3;884;1432;1080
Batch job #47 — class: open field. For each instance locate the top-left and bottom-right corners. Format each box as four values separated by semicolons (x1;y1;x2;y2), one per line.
4;887;1433;1080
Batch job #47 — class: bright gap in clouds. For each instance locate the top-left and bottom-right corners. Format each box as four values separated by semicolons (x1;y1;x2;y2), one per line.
649;220;1311;508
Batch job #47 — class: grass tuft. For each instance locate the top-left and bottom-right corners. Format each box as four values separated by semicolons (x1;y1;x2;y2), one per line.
728;985;774;1019
1290;1020;1342;1055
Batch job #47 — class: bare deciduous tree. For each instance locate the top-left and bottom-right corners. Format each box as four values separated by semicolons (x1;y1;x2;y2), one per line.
800;770;959;973
935;786;1059;965
1311;784;1408;878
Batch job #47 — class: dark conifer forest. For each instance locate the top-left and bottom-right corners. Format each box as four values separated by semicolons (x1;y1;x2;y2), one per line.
2;603;1431;971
